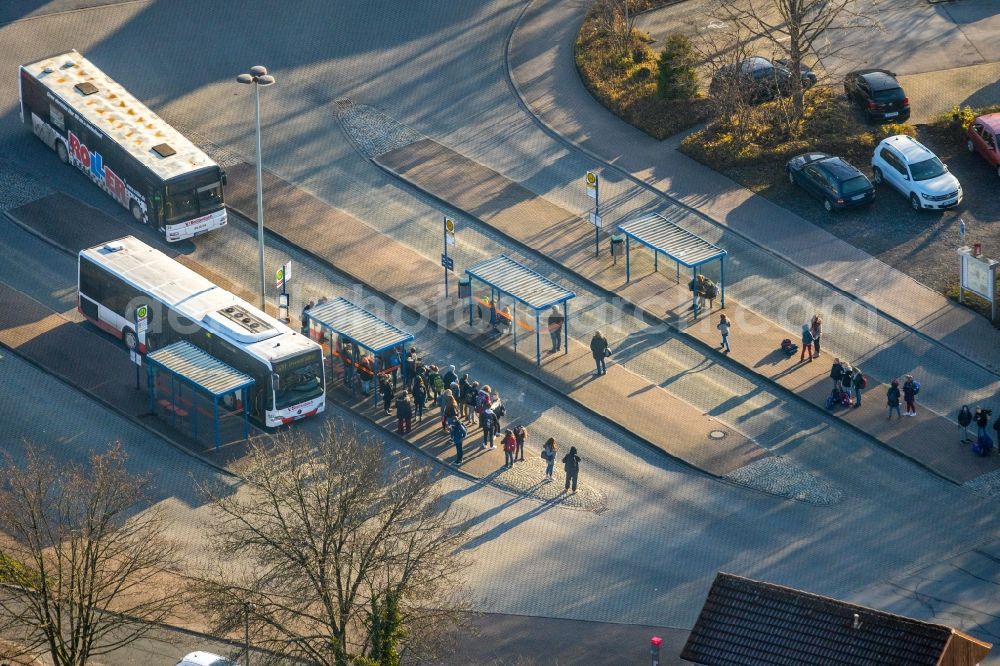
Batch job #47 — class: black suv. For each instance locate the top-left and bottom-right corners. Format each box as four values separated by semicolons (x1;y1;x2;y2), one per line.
710;57;815;105
844;69;910;123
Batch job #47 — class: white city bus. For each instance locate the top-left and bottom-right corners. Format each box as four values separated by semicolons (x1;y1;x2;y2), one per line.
20;50;227;242
78;236;325;427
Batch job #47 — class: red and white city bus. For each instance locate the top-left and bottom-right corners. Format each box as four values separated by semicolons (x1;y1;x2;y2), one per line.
20;50;227;242
78;236;325;427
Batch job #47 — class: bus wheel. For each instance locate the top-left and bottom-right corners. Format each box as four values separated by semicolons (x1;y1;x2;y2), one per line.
130;201;145;224
56;141;69;164
122;327;138;353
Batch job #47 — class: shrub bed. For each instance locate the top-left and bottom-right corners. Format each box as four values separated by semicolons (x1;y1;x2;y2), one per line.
574;1;712;140
679;87;917;192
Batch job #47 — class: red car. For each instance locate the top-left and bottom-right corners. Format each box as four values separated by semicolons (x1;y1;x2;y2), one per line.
967;113;1000;177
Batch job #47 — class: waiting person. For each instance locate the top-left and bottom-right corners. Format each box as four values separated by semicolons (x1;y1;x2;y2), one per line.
887;380;902;420
542;438;557;480
563;446;581;493
476;384;493;420
405;348;417;382
800;324;814;362
442;365;458;389
701;276;718;310
993;413;1000;447
717;314;731;354
810;314;822;357
958;405;973;442
341;341;355;385
502;429;516;467
449;418;468;465
379;374;394;415
300;300;314;336
590;331;610;376
850;367;865;408
902;375;917;416
480;407;497;449
975;407;990;439
689;275;706;309
389;346;403;390
465;380;480;424
395;391;413;434
513;424;528;462
548;305;564;352
412;376;427;422
359;354;374;395
440;389;458;434
830;358;844;391
459;374;473;421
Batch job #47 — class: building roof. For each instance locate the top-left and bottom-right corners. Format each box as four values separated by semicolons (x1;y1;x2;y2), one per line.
681;573;991;666
466;254;575;311
146;341;254;397
21;50;219;182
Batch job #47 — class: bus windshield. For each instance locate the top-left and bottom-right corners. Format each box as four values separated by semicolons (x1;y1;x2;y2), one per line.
164;172;224;224
273;350;324;410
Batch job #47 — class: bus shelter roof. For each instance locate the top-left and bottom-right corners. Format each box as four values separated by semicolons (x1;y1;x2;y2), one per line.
618;213;726;268
146;340;255;396
305;296;413;355
465;255;576;311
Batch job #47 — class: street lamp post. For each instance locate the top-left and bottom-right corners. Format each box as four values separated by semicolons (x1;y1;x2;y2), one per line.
237;65;275;310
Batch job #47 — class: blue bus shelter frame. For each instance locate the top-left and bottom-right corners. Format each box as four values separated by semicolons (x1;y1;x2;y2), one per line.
304;297;414;406
618;213;728;319
465;255;576;366
145;340;254;451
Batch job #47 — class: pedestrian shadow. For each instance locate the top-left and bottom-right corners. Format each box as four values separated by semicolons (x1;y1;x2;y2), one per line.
754;348;793;369
457;489;564;551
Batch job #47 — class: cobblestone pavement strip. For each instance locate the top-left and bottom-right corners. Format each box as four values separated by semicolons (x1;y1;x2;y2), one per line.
372;135;1000;485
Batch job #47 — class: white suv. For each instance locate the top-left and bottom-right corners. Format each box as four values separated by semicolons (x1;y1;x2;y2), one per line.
871;135;962;210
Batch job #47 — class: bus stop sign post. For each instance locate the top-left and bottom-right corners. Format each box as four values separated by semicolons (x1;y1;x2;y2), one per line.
443;216;456;297
133;304;148;389
276;261;291;322
586;171;600;257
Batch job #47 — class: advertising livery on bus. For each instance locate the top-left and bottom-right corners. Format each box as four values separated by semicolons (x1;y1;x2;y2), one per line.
20;50;227;242
78;236;325;427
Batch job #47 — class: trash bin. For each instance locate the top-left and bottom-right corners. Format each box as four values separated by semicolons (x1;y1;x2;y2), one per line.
610;233;625;262
457;277;471;298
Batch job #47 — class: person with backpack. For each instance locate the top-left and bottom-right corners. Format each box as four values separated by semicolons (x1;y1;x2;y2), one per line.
810;314;822;357
440;389;458;434
973;408;994;456
830;358;845;391
502;429;517;468
717;314;731;354
851;367;867;408
902;375;918;416
958;405;973;443
449;418;468;465
442;365;458;390
547;305;564;353
460;377;475;423
800;324;814;362
395;391;413;435
886;380;902;420
389;346;402;391
513;424;527;462
542;438;557;480
465;380;480;424
590;331;610;376
300;300;314;336
480;407;497;449
475;384;493;423
563;446;581;493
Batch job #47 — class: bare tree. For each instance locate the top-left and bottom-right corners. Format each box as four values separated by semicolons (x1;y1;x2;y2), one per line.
0;442;184;666
197;421;474;666
713;0;880;115
593;0;640;57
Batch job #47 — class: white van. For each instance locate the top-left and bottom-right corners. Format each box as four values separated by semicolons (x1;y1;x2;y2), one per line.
175;652;237;666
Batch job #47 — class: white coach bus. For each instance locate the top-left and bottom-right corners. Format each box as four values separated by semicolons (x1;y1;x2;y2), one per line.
78;236;325;427
20;50;228;242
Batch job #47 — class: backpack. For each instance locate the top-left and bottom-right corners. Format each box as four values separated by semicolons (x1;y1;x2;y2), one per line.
825;391;838;410
704;282;718;299
495;403;507;418
858;374;868;389
973;434;994;457
912;380;921;395
476;391;489;413
840;391;853;407
432;375;445;393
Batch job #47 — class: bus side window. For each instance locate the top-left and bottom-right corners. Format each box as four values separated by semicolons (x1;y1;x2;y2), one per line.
79;260;104;301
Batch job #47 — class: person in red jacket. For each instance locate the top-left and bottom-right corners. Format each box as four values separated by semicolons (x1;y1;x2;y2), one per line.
502;429;516;468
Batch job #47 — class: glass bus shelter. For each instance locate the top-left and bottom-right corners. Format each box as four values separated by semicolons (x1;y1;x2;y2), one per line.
304;296;414;406
618;212;728;318
146;340;254;451
465;254;576;366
